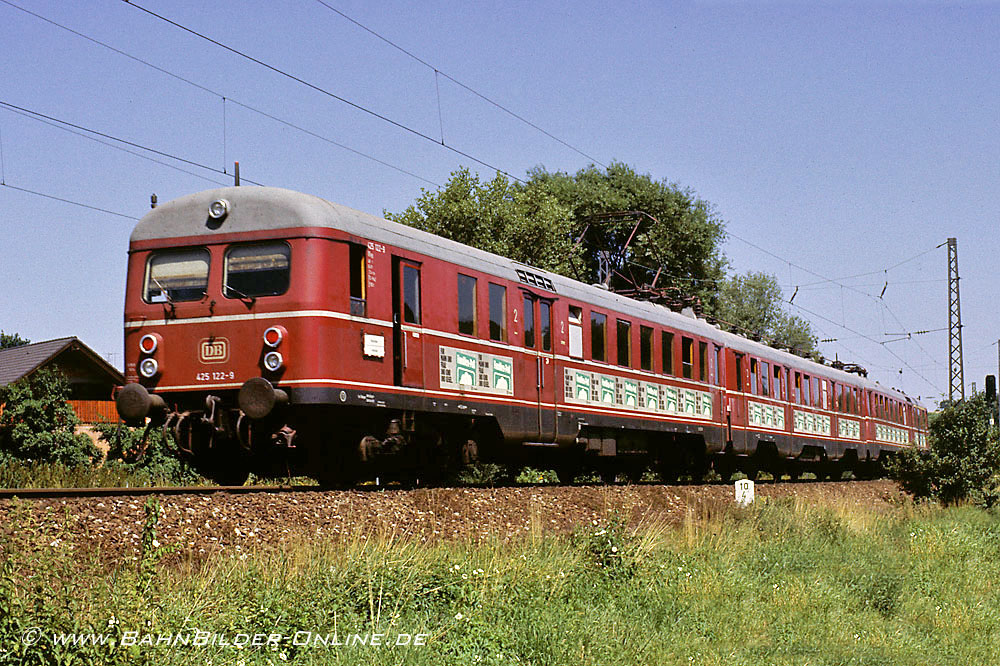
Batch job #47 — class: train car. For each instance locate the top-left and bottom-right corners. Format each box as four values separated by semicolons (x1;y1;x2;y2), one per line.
115;186;929;485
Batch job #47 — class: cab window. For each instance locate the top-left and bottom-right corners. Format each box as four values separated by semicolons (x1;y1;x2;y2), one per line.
349;244;367;316
224;241;290;298
144;247;210;303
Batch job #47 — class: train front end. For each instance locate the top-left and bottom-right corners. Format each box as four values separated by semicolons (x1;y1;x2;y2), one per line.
117;187;327;483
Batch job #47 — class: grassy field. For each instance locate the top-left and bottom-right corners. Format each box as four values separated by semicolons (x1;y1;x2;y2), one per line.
3;494;1000;665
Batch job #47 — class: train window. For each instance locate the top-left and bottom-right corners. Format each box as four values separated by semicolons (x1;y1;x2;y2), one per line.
802;374;811;406
662;332;675;376
591;312;607;362
749;358;758;395
733;353;744;392
458;274;477;336
699;342;708;383
489;283;506;341
349;244;367;317
640;326;653;371
773;364;783;400
402;264;421;324
810;376;820;407
144;247;210;303
847;387;855;414
617;320;631;367
760;361;770;397
568;306;583;358
523;294;536;348
682;337;694;379
715;346;725;387
540;301;552;352
821;380;829;409
224;242;290;299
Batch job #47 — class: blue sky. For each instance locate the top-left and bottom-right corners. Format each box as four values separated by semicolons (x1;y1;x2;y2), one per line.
2;1;998;405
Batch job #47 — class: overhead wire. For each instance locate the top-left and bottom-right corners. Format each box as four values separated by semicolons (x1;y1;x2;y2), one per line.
729;230;946;375
1;182;139;220
122;0;527;184
0;0;440;187
787;300;937;391
311;0;607;168
1;103;230;186
0;100;262;185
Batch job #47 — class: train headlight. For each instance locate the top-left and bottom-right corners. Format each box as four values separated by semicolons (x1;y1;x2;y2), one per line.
208;198;230;220
139;357;159;379
263;326;284;348
139;333;159;355
263;351;284;372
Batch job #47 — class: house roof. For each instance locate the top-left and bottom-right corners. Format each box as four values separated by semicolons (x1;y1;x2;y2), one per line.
0;337;124;387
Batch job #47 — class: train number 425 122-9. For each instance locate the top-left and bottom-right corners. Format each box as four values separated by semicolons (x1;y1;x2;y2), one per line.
196;371;235;382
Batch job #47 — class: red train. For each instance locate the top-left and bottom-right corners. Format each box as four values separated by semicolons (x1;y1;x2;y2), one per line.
116;186;928;485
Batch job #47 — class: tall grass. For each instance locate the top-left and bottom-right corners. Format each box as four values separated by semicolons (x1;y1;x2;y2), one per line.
0;459;201;489
4;496;1000;664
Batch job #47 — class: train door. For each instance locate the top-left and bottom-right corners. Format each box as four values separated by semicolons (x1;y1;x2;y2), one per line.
727;350;747;452
714;344;726;433
391;257;424;388
521;293;557;441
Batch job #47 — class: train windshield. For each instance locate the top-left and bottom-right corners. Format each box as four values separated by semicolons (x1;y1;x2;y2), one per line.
224;242;291;299
144;248;210;303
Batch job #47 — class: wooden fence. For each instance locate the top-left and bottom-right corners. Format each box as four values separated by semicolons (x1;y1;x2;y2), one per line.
67;400;119;424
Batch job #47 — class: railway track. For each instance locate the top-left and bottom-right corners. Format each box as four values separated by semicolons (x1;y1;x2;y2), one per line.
0;476;876;500
0;484;326;500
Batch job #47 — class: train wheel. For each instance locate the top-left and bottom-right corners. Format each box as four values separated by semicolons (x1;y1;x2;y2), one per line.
600;468;617;484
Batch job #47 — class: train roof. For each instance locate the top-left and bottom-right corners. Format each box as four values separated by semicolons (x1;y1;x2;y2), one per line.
132;186;917;405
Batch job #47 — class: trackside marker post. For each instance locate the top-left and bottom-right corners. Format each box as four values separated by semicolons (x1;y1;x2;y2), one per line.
735;479;754;506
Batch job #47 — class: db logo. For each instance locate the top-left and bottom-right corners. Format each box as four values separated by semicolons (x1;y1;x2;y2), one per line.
199;338;229;364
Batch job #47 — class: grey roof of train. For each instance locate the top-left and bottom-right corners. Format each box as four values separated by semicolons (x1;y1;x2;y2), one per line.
132;186;913;402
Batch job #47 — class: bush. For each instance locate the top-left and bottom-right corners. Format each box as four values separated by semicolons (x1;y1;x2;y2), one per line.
0;368;100;466
888;393;1000;507
94;422;204;486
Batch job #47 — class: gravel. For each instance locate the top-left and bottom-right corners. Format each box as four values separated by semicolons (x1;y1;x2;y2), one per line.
0;481;905;561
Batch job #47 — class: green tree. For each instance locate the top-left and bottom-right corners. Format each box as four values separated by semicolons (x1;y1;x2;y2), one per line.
715;271;817;354
0;331;29;349
525;162;727;307
0;368;101;466
386;168;578;276
387;163;728;308
888;393;1000;507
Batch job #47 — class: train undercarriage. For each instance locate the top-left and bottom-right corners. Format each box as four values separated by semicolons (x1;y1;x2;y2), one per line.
117;381;889;487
